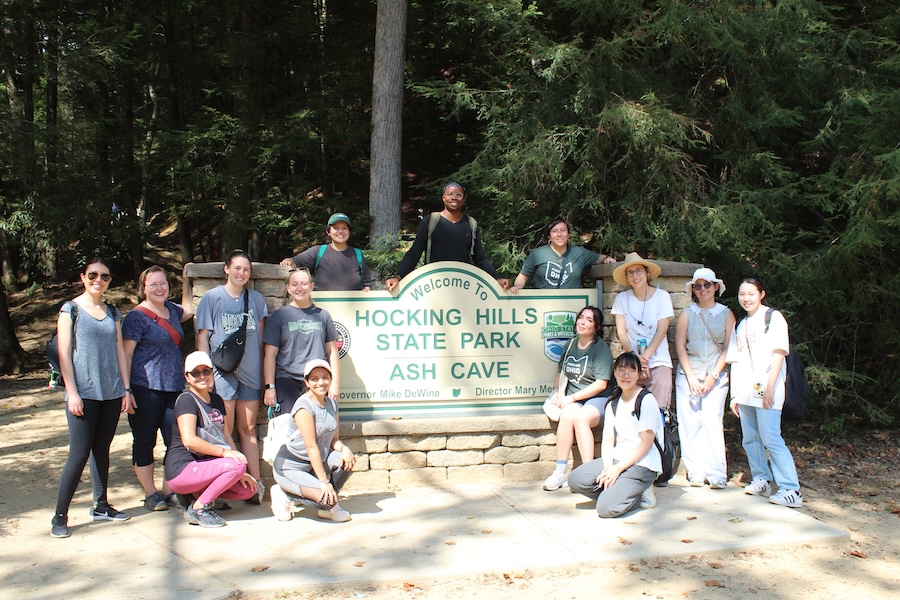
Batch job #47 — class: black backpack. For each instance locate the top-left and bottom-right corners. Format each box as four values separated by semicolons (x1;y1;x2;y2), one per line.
742;308;809;421
608;388;680;486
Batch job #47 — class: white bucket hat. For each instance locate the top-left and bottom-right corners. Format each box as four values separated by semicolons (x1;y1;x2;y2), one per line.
687;267;725;296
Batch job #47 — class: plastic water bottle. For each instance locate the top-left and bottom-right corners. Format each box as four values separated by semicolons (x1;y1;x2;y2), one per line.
48;370;61;389
637;339;648;355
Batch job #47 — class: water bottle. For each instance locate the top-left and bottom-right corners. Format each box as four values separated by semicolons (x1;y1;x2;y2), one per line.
48;370;61;389
637;339;648;355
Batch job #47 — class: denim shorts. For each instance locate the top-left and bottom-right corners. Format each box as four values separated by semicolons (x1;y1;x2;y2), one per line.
214;371;261;401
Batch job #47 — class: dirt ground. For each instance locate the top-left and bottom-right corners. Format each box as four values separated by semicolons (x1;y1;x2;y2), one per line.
2;283;899;599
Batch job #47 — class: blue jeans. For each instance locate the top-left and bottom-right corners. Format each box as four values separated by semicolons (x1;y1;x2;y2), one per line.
738;405;799;490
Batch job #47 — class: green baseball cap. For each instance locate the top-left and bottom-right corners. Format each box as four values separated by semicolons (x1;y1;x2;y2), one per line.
327;212;351;227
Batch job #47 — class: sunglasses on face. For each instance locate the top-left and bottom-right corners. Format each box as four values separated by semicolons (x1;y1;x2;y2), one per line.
187;367;213;378
86;272;112;282
692;282;714;290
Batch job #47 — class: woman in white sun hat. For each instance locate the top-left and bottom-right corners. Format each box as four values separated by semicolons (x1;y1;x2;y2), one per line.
675;268;735;489
611;253;674;410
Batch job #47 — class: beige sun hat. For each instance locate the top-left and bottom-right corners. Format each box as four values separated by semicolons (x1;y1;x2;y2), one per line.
612;252;662;286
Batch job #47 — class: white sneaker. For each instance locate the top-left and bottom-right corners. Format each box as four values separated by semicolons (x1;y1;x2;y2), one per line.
689;477;705;487
542;471;568;491
744;479;771;496
768;488;802;508
270;484;293;521
709;480;727;489
317;503;351;522
639;485;657;509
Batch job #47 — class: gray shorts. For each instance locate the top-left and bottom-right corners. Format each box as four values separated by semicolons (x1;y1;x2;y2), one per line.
214;371;261;402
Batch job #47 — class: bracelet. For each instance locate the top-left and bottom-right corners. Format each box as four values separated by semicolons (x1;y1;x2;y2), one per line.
319;479;331;484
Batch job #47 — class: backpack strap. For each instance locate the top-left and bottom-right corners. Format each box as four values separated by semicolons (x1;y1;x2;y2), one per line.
354;247;365;287
764;307;774;333
314;244;328;274
467;215;478;260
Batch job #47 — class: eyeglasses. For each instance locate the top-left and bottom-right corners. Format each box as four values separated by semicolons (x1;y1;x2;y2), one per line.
187;367;213;378
615;367;639;376
625;269;644;278
692;282;714;290
86;272;112;282
146;282;169;290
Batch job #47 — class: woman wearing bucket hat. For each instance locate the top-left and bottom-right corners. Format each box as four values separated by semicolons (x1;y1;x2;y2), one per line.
674;268;735;489
279;212;372;291
611;253;674;409
270;358;356;523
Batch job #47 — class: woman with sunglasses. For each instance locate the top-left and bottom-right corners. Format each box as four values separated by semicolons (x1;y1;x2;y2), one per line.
568;352;664;517
611;253;674;409
727;278;802;508
263;268;339;415
122;265;195;511
165;352;258;528
541;306;613;492
674;268;735;489
196;249;268;504
270;359;355;522
51;257;132;538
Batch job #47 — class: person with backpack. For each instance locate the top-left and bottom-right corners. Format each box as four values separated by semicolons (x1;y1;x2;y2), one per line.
568;352;665;517
674;268;735;489
541;306;613;492
165;351;258;528
51;257;133;538
279;212;372;291
727;277;802;508
384;182;509;291
122;264;195;512
196;249;269;505
263;267;340;415
270;359;356;522
509;219;615;292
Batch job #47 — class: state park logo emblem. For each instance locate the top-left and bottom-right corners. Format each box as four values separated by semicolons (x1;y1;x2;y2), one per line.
334;321;350;358
541;311;576;361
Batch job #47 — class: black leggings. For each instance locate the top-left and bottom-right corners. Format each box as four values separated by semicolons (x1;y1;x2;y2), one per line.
55;398;121;516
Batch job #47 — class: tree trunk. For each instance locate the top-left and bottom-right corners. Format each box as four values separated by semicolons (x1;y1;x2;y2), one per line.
368;0;407;251
0;277;26;375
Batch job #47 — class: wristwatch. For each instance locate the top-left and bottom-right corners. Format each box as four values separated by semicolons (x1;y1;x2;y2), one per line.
265;383;276;390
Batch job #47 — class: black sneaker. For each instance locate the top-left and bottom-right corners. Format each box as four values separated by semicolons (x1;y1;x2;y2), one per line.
184;503;226;528
51;514;70;538
89;501;131;522
143;492;170;512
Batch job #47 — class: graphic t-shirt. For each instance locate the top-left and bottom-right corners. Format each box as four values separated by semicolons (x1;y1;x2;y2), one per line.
520;245;600;289
556;338;614;396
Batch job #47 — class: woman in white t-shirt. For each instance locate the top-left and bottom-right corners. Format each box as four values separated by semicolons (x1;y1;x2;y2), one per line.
611;253;674;409
568;352;664;517
727;278;802;508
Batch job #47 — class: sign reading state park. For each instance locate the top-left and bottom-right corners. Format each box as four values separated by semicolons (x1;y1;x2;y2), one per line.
314;262;597;417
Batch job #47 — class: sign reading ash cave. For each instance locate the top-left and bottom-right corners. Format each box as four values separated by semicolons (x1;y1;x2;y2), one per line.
314;262;597;416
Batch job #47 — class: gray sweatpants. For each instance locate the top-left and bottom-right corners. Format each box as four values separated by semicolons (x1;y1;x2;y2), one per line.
568;458;657;518
273;450;351;508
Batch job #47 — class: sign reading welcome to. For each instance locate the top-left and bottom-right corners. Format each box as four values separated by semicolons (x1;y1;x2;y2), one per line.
314;262;597;416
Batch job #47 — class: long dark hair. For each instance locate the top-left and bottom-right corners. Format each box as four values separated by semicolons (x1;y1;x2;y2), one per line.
82;256;112;274
575;306;603;343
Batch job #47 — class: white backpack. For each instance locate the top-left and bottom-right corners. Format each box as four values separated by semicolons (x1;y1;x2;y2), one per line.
262;413;299;465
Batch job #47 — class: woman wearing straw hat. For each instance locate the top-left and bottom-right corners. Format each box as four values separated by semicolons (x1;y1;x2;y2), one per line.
611;253;674;409
674;268;735;489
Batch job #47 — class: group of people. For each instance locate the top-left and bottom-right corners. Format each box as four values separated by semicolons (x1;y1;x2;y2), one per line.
542;255;802;517
49;181;802;538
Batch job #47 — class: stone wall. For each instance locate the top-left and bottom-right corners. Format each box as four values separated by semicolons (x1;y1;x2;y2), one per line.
183;260;700;489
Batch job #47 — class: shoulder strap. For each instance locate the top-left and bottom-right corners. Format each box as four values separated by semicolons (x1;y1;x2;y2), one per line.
354;247;365;287
425;212;441;264
134;305;183;348
314;244;327;273
188;392;212;429
467;215;477;259
696;310;724;352
764;307;774;333
67;301;79;352
241;289;249;325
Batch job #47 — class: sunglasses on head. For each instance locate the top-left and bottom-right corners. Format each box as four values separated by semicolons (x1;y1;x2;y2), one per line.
86;272;112;282
692;282;714;290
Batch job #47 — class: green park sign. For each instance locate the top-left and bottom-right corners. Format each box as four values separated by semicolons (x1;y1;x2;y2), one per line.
314;262;597;417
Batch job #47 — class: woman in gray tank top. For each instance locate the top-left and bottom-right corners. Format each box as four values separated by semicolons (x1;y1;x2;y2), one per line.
51;257;132;538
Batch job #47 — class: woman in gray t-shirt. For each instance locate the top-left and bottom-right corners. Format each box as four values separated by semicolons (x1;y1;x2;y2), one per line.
51;257;132;538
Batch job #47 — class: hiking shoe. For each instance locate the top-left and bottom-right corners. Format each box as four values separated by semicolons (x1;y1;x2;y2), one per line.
144;492;170;512
212;499;231;510
51;514;70;538
639;485;657;509
184;503;226;528
744;479;771;496
89;502;131;522
247;479;266;505
270;484;293;521
768;488;803;508
542;471;568;491
709;480;727;490
317;503;351;523
165;493;180;508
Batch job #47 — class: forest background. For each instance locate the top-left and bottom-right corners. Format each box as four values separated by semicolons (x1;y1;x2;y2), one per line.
0;1;897;432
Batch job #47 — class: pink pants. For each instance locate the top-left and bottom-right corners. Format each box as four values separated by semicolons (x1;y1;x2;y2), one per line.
167;457;255;505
